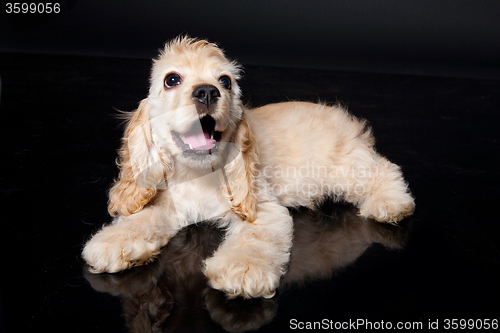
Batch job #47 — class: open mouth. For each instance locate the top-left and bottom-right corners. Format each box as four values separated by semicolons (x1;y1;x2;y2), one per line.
171;116;222;155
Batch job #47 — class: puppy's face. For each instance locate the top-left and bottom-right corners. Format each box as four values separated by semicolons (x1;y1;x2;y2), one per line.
146;38;243;170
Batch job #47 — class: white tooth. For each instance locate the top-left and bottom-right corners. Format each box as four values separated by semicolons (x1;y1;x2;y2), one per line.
210;133;214;140
188;144;193;149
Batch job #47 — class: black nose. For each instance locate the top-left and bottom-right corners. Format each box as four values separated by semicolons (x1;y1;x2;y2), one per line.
192;85;221;107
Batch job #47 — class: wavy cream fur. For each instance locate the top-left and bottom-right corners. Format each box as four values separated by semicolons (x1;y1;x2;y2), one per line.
82;36;414;299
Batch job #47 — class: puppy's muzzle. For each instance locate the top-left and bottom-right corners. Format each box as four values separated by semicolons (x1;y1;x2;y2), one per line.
192;84;220;115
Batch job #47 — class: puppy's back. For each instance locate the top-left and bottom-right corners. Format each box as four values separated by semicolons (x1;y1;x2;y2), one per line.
247;101;372;165
245;101;374;207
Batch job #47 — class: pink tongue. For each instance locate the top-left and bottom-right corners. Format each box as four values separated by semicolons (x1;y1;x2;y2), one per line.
182;131;216;150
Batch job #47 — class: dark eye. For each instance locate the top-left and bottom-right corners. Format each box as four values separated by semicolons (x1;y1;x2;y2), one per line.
219;75;231;90
164;73;182;88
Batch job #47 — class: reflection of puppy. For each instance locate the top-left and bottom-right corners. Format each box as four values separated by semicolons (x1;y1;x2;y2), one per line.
282;202;410;287
85;204;411;333
82;36;415;298
85;224;224;333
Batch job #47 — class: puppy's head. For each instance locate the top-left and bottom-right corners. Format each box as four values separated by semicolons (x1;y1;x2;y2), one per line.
147;36;243;169
108;37;251;217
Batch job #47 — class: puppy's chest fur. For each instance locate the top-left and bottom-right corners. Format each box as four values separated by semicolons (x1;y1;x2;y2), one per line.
165;169;231;223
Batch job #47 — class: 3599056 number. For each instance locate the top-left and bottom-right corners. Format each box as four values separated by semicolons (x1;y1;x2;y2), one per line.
6;3;60;14
444;319;498;330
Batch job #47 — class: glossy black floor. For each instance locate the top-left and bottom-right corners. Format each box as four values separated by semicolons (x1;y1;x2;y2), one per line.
1;53;499;332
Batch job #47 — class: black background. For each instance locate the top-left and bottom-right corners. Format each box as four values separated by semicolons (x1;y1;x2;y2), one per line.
1;1;499;332
2;0;500;78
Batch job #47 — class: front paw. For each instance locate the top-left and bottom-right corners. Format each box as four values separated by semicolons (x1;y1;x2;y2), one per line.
204;250;283;299
82;225;160;273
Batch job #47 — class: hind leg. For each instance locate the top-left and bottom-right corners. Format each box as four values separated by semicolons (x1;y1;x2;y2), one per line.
356;156;415;223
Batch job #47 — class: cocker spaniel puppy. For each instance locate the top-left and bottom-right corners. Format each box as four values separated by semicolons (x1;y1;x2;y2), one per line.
82;36;415;299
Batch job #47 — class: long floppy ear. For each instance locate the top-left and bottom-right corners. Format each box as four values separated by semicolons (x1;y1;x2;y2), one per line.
225;110;259;223
108;99;170;216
